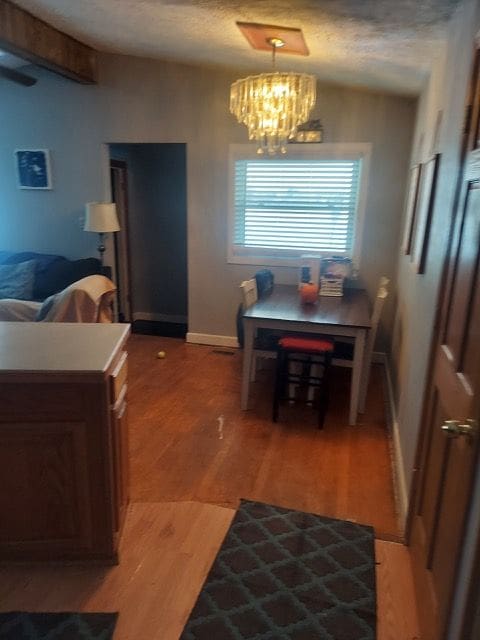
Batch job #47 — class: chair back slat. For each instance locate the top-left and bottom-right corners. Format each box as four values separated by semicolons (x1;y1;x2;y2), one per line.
365;285;389;357
369;286;388;346
359;282;390;411
240;278;258;309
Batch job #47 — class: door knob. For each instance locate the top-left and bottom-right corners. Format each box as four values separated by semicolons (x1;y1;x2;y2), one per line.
441;419;478;439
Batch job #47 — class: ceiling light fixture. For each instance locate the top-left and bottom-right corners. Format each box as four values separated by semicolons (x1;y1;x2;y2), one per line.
230;36;316;155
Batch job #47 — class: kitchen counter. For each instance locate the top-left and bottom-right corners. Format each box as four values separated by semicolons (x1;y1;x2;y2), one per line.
0;322;129;375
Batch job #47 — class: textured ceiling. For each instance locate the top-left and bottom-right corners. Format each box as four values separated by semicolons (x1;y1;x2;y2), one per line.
13;0;460;95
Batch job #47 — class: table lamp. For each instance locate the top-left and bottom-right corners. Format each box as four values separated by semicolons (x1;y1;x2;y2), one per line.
84;202;120;265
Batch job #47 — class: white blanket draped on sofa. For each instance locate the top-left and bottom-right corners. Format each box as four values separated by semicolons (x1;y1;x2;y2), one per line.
0;299;40;322
0;275;116;323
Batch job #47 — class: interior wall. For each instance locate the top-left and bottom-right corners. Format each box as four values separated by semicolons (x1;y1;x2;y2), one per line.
390;0;480;513
109;143;187;321
0;52;415;346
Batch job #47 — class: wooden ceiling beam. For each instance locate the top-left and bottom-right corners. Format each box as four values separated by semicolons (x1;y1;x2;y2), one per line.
0;0;97;84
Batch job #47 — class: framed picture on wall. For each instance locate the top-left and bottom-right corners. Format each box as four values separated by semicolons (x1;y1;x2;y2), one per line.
14;149;52;189
402;163;422;255
412;153;441;274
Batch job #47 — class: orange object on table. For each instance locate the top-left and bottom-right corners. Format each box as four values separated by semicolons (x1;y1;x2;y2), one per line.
299;282;319;304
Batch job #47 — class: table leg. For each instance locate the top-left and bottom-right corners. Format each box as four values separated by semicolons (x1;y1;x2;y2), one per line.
241;321;255;410
350;329;366;425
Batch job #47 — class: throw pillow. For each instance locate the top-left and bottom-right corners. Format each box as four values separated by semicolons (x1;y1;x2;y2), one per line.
0;260;36;300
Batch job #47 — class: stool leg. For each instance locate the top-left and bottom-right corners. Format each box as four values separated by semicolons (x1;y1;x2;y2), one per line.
318;352;332;429
273;349;284;422
308;359;318;404
288;356;299;402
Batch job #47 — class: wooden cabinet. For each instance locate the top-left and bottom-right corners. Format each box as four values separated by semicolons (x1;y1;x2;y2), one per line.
0;323;130;564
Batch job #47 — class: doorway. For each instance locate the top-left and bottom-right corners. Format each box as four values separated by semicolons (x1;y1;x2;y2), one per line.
408;46;480;640
110;159;132;322
108;143;188;336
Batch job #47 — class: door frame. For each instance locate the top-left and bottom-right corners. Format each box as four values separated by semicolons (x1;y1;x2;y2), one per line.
460;533;480;638
406;44;480;638
110;159;134;322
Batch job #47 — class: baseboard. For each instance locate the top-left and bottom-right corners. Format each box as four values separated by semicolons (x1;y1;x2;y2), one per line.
186;332;239;348
133;311;188;324
392;419;409;530
376;351;409;528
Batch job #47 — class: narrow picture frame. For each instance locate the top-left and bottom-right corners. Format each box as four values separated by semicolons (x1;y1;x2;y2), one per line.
14;149;52;190
402;163;422;255
412;153;441;274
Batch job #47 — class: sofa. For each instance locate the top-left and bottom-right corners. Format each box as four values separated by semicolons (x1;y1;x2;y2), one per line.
0;251;106;300
0;251;116;322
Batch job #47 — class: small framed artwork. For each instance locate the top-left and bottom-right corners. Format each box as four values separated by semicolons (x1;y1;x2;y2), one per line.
14;149;52;189
412;153;441;274
402;163;422;255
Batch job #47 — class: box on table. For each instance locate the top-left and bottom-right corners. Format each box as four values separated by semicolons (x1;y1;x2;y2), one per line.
319;275;344;297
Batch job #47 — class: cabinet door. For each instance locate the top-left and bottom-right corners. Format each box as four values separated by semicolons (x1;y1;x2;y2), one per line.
0;421;92;556
111;391;129;534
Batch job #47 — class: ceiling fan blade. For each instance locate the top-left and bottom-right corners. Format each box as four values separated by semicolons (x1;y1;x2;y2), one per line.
0;65;37;86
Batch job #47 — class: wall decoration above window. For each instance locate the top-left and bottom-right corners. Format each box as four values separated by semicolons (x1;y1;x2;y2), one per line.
293;119;323;143
14;149;52;189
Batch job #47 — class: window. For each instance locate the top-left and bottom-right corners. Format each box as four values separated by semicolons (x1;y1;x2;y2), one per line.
228;144;371;266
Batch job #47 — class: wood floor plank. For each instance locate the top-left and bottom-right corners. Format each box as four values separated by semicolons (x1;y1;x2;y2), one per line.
375;539;421;640
0;502;234;640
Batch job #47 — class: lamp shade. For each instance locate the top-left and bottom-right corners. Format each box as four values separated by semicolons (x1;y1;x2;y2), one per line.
84;202;120;233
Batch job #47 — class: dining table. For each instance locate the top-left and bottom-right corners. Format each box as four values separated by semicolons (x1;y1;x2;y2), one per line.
241;284;372;425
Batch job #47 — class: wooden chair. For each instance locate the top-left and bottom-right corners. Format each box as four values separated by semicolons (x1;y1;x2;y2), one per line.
239;279;277;381
332;276;390;366
273;336;334;429
358;284;389;412
324;281;388;414
302;277;389;406
240;278;258;309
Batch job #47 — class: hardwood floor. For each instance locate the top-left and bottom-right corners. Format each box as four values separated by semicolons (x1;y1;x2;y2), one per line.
0;502;420;639
128;335;399;539
0;335;420;637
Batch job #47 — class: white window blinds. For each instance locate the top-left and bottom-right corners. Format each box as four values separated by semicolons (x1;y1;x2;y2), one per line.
233;159;361;254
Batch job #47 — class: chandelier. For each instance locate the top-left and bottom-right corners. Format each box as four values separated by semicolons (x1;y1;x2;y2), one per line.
230;38;316;155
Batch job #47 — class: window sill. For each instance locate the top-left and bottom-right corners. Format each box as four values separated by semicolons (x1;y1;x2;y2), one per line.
228;254;301;268
227;251;350;268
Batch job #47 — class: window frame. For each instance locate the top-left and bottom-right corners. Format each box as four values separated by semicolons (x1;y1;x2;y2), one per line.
227;143;371;268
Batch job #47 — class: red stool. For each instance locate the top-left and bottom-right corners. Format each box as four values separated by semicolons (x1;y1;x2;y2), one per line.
272;336;334;429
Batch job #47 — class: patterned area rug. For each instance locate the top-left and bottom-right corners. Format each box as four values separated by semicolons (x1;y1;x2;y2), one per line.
0;612;118;639
181;500;376;639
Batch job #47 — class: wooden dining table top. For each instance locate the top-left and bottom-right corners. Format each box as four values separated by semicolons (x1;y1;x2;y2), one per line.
243;284;371;329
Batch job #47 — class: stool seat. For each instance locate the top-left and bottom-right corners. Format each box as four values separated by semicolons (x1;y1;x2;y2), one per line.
279;336;334;353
